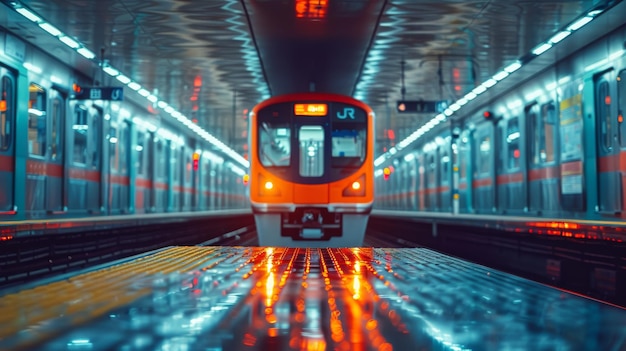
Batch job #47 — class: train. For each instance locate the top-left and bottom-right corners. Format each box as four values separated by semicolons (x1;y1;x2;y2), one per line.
376;17;626;221
249;93;374;247
0;27;247;222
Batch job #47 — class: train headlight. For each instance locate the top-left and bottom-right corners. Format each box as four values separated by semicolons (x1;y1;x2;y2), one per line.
259;174;280;196
343;174;366;197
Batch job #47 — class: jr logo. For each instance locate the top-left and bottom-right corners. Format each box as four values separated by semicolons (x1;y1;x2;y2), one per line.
336;107;355;120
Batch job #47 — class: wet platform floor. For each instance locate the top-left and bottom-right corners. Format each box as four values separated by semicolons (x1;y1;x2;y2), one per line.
1;246;625;350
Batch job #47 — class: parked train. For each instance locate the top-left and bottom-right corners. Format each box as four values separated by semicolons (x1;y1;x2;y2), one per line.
376;20;626;221
249;93;374;247
0;28;246;221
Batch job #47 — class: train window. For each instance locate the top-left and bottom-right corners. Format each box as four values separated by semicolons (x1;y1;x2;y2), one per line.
73;105;88;164
618;70;626;147
136;132;146;175
541;103;556;163
89;112;101;168
109;126;119;172
440;150;450;184
506;118;520;170
597;80;612;151
119;124;129;174
528;103;556;164
458;134;469;180
476;133;491;176
259;122;291;166
331;124;365;167
299;125;324;177
1;76;14;151
172;147;180;182
28;83;46;156
155;140;166;179
50;95;63;161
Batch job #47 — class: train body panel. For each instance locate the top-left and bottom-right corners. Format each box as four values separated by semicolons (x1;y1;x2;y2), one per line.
250;93;374;247
0;27;247;222
377;20;626;222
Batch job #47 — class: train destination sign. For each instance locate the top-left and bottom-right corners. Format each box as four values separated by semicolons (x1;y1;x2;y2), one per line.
73;87;124;101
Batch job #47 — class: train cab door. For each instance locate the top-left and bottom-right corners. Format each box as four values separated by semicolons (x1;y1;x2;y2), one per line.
0;66;16;214
594;68;621;214
294;123;328;204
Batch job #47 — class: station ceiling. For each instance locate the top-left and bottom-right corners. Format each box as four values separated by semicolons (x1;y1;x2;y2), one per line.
0;0;617;158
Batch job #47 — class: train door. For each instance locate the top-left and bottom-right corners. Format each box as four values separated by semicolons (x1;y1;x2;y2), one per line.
456;130;472;213
405;153;417;211
423;148;437;210
526;102;560;215
25;83;46;215
594;69;621;214
182;146;192;211
108;121;130;214
559;78;585;212
47;89;65;212
618;69;626;215
438;139;452;212
153;137;168;212
134;130;154;213
473;122;495;213
0;66;16;214
499;117;525;213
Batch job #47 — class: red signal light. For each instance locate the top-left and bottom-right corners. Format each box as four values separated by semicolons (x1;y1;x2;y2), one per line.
192;152;200;171
383;167;391;181
483;111;493;119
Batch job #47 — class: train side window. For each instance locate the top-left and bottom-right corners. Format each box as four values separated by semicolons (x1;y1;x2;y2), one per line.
1;76;14;151
155;140;165;179
89;111;101;168
119;124;129;174
185;148;192;183
440;150;450;184
109;126;118;172
331;124;366;167
506;118;520;170
299;125;324;177
618;70;626;147
172;146;180;183
541;102;556;163
136;132;146;176
597;80;612;152
476;132;491;176
259;122;290;167
73;105;88;164
28;83;46;156
50;95;64;161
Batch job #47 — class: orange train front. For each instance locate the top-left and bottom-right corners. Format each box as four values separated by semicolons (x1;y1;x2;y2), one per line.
249;93;374;247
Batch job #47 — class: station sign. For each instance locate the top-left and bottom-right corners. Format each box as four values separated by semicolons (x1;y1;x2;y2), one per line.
396;100;447;113
73;87;124;101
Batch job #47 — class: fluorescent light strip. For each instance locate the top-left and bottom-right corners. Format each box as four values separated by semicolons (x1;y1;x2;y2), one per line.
59;36;80;49
39;22;62;36
15;7;41;22
532;43;552;55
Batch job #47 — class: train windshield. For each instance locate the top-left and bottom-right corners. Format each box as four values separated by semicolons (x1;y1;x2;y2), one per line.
331;124;366;167
259;122;291;167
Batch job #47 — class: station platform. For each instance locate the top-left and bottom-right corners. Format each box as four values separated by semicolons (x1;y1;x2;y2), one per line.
1;246;625;350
